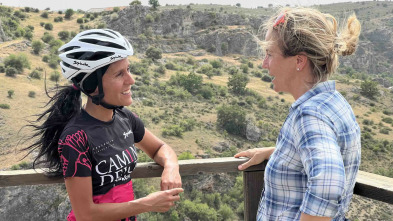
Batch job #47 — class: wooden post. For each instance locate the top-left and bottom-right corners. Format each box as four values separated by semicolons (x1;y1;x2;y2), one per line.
243;161;267;221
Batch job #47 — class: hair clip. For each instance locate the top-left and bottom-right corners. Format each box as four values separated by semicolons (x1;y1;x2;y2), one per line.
273;12;286;28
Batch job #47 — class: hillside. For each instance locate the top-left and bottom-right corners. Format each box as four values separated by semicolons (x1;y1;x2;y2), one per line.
0;2;393;220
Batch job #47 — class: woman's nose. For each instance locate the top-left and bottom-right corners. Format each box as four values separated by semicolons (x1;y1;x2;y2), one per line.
262;56;269;69
126;71;135;85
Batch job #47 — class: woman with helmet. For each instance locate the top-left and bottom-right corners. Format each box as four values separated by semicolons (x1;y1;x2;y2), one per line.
24;29;183;221
235;7;361;221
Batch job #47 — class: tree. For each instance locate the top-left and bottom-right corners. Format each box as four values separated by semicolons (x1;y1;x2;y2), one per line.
169;72;203;94
149;0;160;10
64;8;74;19
44;23;53;30
217;105;246;136
236;3;241;7
41;32;54;43
58;30;70;41
8;90;14;98
130;0;142;5
32;40;44;54
4;53;30;74
40;11;49;18
227;73;249;95
360;80;380;100
113;7;120;12
145;46;162;61
5;67;17;77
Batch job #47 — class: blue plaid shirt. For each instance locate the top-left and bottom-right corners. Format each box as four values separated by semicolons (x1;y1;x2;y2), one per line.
257;81;361;221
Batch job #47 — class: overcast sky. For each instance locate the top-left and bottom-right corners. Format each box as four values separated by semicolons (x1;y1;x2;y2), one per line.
0;0;368;11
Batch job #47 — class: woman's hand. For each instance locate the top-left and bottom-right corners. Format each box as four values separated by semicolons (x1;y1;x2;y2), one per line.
161;165;182;190
135;129;182;190
138;188;184;212
234;147;275;170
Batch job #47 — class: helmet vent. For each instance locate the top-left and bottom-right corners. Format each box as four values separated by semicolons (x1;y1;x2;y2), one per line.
81;32;114;39
105;29;120;37
79;38;126;50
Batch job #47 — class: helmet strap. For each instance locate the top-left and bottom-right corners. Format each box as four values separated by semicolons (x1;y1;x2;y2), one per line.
74;68;123;110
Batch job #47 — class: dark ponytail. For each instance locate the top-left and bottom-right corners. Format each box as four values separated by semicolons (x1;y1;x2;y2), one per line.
23;86;81;177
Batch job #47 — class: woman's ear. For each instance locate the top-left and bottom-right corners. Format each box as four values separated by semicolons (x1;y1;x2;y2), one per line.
296;53;308;71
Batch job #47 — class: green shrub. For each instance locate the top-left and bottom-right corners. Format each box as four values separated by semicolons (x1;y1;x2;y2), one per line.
41;11;49;18
360;80;379;99
379;128;391;135
382;117;393;124
198;85;214;99
165;62;177;70
44;23;53;30
64;9;74;19
0;65;5;73
240;64;249;73
217;105;246;136
41;32;54;43
261;75;272;82
198;64;213;75
178;151;195;160
28;91;36;98
97;23;106;29
5;67;17;77
383;110;393;116
155;65;166;75
29;70;41;79
145;46;162;61
129;62;148;75
42;55;49;62
209;59;223;69
58;30;70;41
0;104;10;109
130;0;142;5
54;16;63;22
7;90;14;98
162;124;183;137
145;14;154;23
32;40;44;54
50;71;60;82
77;18;83;24
142;99;155;106
48;56;60;69
40;22;45;27
4;53;30;74
228;73;249;95
247;61;254;68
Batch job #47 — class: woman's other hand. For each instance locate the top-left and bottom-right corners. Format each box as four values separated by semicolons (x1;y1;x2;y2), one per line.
234;147;275;170
138;188;184;212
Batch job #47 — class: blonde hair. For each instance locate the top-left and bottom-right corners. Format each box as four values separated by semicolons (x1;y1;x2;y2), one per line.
259;7;361;84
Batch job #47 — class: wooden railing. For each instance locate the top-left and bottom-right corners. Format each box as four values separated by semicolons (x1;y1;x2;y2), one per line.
1;157;393;220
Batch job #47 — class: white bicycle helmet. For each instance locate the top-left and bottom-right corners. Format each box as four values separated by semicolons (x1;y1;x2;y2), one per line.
58;29;134;109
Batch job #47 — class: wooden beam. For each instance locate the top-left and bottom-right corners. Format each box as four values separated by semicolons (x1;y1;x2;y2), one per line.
354;170;393;204
0;157;254;187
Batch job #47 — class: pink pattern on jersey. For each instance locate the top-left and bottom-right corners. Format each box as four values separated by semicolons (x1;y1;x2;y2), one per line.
58;130;92;176
66;180;136;221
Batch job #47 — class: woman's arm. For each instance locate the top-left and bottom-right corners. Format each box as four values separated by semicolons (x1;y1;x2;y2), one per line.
65;177;183;221
300;213;331;221
234;147;275;170
136;129;182;190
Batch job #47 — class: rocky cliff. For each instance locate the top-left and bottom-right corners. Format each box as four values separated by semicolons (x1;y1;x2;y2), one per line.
106;5;393;75
106;5;266;57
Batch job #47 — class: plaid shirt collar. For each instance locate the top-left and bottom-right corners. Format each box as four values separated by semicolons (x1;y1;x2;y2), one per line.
290;80;336;111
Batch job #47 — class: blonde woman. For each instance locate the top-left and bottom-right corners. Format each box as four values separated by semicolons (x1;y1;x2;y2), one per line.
235;8;361;221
